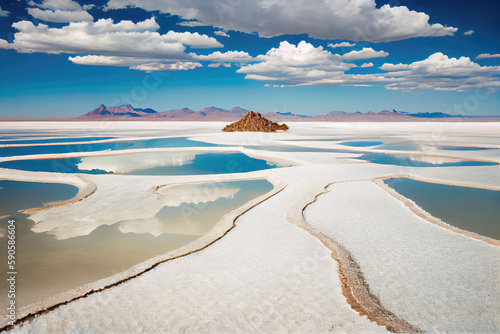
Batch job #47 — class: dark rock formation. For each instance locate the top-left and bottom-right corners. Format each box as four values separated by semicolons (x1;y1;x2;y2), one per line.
222;111;289;132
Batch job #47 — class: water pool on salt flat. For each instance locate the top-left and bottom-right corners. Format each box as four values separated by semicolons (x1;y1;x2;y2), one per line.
375;142;422;151
376;143;494;152
385;178;500;240
357;152;497;167
338;140;384;147
0;152;279;175
0;179;273;312
242;144;355;153
437;145;492;151
0;180;79;313
0;137;116;145
0;136;217;158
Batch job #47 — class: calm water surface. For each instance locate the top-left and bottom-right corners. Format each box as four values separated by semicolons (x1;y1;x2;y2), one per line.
437;146;492;151
0;152;278;175
0;137;116;145
0;179;273;311
339;141;384;147
385;178;500;239
358;152;497;167
0;137;217;158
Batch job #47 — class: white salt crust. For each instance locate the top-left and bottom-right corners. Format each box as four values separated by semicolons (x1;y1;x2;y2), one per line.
0;121;498;333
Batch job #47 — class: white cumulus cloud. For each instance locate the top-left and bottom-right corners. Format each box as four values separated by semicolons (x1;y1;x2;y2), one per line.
28;0;94;23
0;7;9;17
476;53;500;59
0;17;228;72
207;63;232;68
237;41;500;92
237;41;354;85
381;52;500;91
130;62;202;72
340;48;389;60
0;18;222;57
105;0;457;42
28;8;94;22
463;30;474;36
192;50;254;63
68;55;154;66
379;63;410;71
214;30;229;38
328;42;355;48
37;0;82;11
68;55;202;72
177;20;209;27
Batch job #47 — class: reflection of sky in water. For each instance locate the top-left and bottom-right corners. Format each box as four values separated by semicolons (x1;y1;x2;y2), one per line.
338;141;383;147
0;180;78;217
357;152;497;167
244;145;355;153
0;131;119;140
0;137;218;157
385;178;500;240
126;153;278;175
0;157;108;174
0;137;116;145
280;138;344;142
437;146;492;151
122;180;274;237
375;142;423;151
0;179;273;311
376;142;494;152
0;152;279;175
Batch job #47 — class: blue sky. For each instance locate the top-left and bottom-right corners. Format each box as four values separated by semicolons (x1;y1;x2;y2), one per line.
0;0;499;119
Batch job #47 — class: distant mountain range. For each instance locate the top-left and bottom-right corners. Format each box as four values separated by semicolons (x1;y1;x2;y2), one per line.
74;104;499;122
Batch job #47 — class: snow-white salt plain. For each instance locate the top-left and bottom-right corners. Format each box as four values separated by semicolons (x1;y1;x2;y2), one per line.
0;121;499;333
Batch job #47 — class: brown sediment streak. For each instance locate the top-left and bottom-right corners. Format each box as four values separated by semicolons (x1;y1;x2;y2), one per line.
287;180;422;334
0;181;287;332
374;175;500;247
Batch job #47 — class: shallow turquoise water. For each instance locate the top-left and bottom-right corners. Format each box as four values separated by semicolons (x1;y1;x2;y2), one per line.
0;180;79;215
0;152;278;175
339;141;384;147
244;144;355;154
385;178;500;239
0;137;116;145
127;152;277;175
358;152;497;167
0;179;273;311
376;142;421;151
437;146;492;151
0;137;217;158
377;143;493;152
0;157;109;174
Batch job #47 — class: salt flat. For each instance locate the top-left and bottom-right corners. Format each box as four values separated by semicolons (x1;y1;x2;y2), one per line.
1;121;499;333
305;181;500;333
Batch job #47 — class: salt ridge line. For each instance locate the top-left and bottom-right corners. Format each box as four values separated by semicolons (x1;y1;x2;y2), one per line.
0;177;286;331
286;178;422;333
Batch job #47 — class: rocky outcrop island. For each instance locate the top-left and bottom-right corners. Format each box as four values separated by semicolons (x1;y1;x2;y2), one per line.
222;111;289;132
